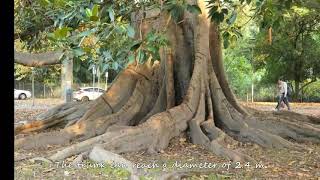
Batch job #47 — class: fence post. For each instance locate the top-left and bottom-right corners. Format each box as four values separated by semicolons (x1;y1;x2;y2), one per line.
61;57;73;102
251;83;254;103
43;84;46;98
32;68;35;106
105;72;108;90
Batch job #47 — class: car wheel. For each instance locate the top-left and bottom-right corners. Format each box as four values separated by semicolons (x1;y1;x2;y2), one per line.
81;96;89;102
19;93;27;100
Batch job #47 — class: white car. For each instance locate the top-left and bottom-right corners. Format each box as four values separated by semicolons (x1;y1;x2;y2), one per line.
14;89;32;100
73;87;105;101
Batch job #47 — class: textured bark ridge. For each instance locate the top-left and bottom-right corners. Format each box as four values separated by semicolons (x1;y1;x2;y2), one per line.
15;0;320;165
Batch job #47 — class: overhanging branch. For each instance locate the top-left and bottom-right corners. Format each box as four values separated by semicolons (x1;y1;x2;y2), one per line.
14;49;64;67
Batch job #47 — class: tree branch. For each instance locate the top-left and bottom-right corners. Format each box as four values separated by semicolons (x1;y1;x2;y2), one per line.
299;79;317;92
14;49;64;67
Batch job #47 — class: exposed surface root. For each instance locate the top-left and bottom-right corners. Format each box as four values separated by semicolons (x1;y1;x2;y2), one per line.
14;101;92;134
201;120;253;162
15;74;154;150
49;103;194;161
245;114;320;144
14;63;153;135
15;130;75;150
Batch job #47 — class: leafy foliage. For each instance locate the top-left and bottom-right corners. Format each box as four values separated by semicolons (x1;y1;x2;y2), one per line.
253;7;320;97
163;0;201;22
14;0;320;101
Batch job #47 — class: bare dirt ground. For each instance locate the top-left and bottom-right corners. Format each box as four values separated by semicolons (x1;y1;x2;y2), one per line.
14;99;320;179
243;102;320;118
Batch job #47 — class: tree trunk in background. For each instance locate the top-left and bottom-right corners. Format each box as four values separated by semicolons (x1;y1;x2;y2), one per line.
61;58;73;102
294;79;300;102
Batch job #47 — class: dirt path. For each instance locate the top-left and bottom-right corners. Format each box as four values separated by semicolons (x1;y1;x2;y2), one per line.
243;102;320;118
14;100;320;179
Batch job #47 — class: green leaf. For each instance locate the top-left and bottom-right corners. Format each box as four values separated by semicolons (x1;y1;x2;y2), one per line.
186;4;202;15
83;47;91;53
130;41;142;51
227;11;237;25
103;51;112;60
39;0;50;6
170;5;184;22
53;0;65;7
210;12;225;24
128;54;135;63
127;25;135;38
73;48;85;57
230;35;237;45
223;38;230;48
223;31;231;39
208;5;219;15
92;4;99;17
113;62;119;70
232;28;242;38
137;50;145;63
53;27;72;39
60;27;72;37
90;16;99;21
108;7;114;22
221;8;228;15
147;46;157;54
102;63;109;72
85;8;92;18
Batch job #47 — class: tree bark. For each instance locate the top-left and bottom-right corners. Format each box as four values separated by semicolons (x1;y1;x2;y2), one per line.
14;49;63;67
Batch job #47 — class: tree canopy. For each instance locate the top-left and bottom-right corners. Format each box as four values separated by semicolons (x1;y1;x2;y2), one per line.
14;0;320;99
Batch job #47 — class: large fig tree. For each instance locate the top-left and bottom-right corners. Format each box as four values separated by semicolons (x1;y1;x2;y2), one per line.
15;0;320;163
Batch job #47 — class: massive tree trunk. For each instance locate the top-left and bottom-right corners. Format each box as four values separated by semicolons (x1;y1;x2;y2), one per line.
15;0;320;164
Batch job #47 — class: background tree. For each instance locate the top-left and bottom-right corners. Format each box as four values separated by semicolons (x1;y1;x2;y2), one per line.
253;6;320;100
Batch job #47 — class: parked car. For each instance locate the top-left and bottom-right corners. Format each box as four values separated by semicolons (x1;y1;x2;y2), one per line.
73;87;105;101
14;89;32;100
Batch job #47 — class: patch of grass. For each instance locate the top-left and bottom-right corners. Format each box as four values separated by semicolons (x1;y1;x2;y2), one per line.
208;173;232;180
84;160;131;179
139;176;154;180
185;173;233;180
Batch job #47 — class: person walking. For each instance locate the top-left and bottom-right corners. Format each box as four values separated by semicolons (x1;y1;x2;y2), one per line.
275;78;291;111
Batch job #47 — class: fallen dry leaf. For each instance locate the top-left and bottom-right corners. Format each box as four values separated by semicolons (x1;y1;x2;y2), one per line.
288;161;296;166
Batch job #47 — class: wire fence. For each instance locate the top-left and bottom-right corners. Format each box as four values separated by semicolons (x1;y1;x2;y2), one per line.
14;81;108;99
15;80;319;102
